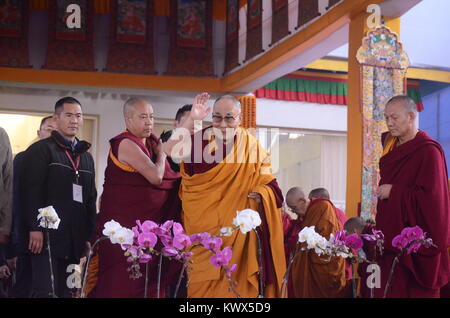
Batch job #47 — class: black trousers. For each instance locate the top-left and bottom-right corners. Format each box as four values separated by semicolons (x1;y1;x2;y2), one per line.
11;255;31;298
29;254;74;298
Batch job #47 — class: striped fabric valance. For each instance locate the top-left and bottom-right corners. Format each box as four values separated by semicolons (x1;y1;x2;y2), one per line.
254;74;424;111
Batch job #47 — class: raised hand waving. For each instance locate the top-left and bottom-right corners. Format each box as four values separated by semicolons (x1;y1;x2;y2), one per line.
190;92;212;121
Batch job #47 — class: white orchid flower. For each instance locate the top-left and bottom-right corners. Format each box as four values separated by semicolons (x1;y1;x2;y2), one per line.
113;227;134;246
314;236;329;255
220;227;235;237
232;209;262;234
37;206;61;229
103;220;123;239
298;226;316;243
306;232;324;250
328;233;335;245
336;251;349;259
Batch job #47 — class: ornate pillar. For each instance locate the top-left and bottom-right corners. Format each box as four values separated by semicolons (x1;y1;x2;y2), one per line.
346;13;408;220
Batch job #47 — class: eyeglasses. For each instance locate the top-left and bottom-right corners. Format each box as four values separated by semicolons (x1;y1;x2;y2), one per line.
212;114;239;124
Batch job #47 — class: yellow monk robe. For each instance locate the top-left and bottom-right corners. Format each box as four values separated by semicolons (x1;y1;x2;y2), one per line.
381;133;398;157
291;199;347;298
179;127;286;298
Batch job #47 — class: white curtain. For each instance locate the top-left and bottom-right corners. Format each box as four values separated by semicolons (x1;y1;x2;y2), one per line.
269;133;347;208
320;135;347;208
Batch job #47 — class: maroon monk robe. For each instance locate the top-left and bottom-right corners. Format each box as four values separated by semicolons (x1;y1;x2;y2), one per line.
335;207;348;229
283;213;303;265
183;127;284;286
282;213;303;297
375;130;450;298
90;131;181;298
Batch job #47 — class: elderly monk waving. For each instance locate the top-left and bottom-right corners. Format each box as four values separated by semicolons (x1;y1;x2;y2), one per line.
376;95;450;298
163;93;286;298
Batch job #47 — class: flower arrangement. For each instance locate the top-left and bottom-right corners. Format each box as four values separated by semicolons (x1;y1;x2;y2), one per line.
281;226;384;298
281;223;436;298
296;226;365;259
361;228;385;256
222;209;263;297
37;205;61;298
82;209;263;298
383;225;436;297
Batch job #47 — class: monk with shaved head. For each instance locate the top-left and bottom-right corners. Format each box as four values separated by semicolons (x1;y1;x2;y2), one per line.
90;98;181;298
291;186;347;298
283;187;307;297
375;95;450;297
308;187;348;228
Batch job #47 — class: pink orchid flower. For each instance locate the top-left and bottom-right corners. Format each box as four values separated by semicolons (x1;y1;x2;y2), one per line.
401;226;424;241
406;241;422;254
175;251;194;261
210;246;232;267
172;222;185;236
344;234;363;250
162;246;179;257
372;229;384;240
161;220;174;231
140;220;159;233
190;232;211;244
160;235;174;248
131;225;140;237
137;232;158;249
392;234;409;249
202;237;223;251
334;230;347;246
138;253;153;264
226;264;238;278
173;234;192;250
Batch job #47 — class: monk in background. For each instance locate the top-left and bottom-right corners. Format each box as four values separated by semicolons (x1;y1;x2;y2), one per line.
163;93;286;298
306;187;352;281
308;188;347;228
283;187;308;298
284;188;308;266
291;192;347;298
376;95;450;298
89;98;181;298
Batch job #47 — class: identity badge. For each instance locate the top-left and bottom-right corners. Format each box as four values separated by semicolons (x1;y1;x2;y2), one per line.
73;184;83;203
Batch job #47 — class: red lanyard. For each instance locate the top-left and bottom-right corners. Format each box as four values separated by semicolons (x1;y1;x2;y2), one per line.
65;150;80;182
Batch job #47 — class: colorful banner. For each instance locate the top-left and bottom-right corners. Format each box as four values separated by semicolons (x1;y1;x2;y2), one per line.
247;0;261;30
0;0;22;37
106;0;155;74
255;75;348;105
245;0;262;61
357;26;410;220
56;0;87;41
166;0;213;76
226;0;238;43
116;0;147;44
45;0;94;71
271;0;288;45
254;74;423;111
177;0;206;48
